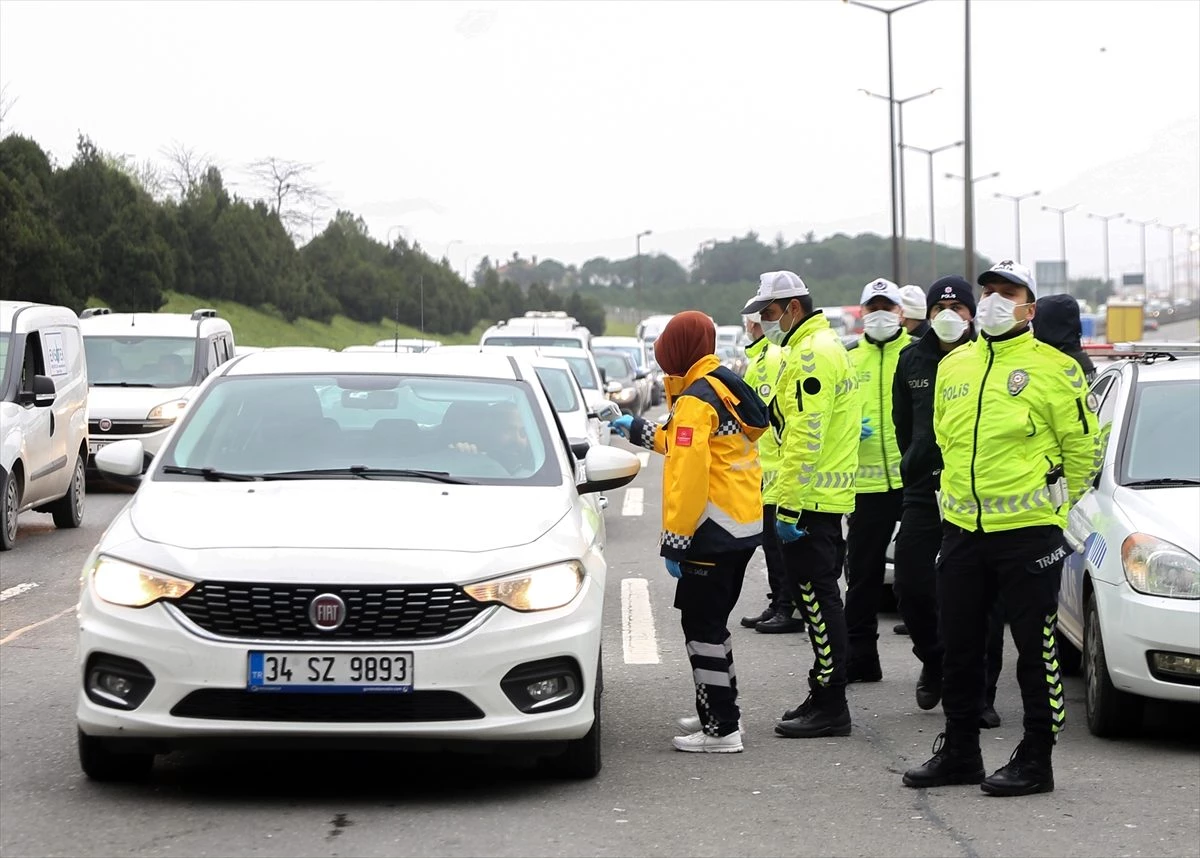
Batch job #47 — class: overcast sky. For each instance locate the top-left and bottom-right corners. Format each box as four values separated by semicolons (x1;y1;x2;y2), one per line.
2;0;1198;289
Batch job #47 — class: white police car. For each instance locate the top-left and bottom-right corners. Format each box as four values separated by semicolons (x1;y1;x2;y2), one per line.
1058;343;1200;736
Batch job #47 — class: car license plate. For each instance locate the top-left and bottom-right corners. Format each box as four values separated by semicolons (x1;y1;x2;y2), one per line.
247;651;414;693
88;440;109;455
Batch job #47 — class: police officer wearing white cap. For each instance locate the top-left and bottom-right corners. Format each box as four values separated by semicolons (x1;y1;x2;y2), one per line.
900;285;931;338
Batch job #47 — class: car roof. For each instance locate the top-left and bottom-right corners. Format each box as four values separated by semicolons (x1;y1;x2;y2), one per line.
1129;355;1200;382
80;312;230;337
1;300;80;331
223;349;523;380
591;336;640;345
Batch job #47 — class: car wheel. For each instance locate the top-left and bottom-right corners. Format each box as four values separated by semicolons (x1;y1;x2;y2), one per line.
545;657;602;779
78;730;155;782
49;454;86;530
1084;593;1144;737
1057;633;1083;675
1;468;18;551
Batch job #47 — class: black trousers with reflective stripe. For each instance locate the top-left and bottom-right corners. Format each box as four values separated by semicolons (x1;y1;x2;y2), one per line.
938;523;1068;742
761;504;794;615
674;549;754;736
895;500;1005;703
782;511;848;693
845;488;905;659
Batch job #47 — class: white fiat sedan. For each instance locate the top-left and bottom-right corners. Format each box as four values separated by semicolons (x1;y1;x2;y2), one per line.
76;350;640;781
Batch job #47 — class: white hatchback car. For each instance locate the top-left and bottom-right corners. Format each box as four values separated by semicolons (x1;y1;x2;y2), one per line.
77;350;640;781
1059;344;1200;736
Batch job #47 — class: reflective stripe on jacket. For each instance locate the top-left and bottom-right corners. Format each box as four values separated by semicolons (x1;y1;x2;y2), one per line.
628;356;768;561
933;330;1102;533
743;336;784;490
850;330;912;492
767;311;861;520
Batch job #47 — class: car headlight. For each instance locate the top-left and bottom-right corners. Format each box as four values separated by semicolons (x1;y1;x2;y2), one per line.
614;388;636;402
90;556;196;608
463;562;585;612
147;399;189;421
1121;534;1200;599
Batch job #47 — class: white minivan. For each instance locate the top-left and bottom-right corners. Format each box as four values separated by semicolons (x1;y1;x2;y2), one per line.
0;300;90;550
80;308;236;474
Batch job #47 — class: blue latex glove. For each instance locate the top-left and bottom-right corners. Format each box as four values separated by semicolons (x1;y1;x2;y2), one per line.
610;414;634;439
665;558;682;578
775;519;808;544
860;416;874;441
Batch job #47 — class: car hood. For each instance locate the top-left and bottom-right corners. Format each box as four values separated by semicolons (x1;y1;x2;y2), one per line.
128;479;572;552
1113;485;1200;555
88;385;195;420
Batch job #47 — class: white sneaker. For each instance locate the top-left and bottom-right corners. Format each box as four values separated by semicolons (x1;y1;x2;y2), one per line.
672;730;744;753
677;715;746;734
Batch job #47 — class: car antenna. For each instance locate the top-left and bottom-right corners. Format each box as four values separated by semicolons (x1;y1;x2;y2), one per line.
419;274;425;339
394;293;400;353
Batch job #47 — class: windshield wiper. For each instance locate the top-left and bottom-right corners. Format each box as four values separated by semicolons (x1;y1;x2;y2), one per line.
260;466;477;485
91;382;159;388
1124;477;1200;488
160;465;262;482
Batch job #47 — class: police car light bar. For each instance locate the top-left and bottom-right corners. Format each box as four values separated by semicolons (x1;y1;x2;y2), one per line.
1083;341;1200;359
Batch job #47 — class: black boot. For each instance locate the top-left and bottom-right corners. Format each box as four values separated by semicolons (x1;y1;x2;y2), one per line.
915;665;942;711
979;704;1001;729
756;611;806;634
893;623;910;636
902;732;985;788
981;737;1055;796
740;606;773;629
846;653;883;683
775;685;851;738
781;679;819;721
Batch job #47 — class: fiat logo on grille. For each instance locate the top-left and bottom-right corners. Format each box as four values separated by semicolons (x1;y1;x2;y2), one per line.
98;418;112;432
308;594;346;631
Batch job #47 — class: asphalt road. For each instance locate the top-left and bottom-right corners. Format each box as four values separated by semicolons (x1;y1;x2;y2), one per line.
1;411;1198;858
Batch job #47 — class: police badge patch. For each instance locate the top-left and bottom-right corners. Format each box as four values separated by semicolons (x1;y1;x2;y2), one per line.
1008;369;1029;396
759;383;771;397
1086;391;1099;412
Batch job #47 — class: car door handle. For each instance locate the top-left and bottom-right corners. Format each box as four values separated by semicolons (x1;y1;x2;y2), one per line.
598;496;609;511
49;413;55;436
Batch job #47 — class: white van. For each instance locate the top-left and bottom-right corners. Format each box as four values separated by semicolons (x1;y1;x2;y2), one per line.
480;318;591;351
79;308;235;473
0;300;90;550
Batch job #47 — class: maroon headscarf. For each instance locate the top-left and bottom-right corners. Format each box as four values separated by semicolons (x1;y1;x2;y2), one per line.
654;311;716;376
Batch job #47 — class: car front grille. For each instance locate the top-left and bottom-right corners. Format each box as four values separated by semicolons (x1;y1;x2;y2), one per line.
89;419;174;436
171;689;484;722
172;582;487;641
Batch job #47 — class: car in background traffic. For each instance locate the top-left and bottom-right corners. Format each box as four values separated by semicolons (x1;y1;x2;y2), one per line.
1059;343;1200;736
77;349;642;782
591;336;662;405
592;349;650;416
717;344;748;377
374;338;442;352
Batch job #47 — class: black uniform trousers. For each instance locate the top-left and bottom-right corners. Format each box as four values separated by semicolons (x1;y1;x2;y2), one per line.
894;500;1005;705
674;548;755;736
845;488;905;659
938;522;1069;742
782;511;848;692
761;504;794;616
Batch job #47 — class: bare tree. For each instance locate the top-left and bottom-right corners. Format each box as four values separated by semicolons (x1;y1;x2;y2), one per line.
246;156;332;236
102;150;167;200
159;140;213;200
0;83;17;135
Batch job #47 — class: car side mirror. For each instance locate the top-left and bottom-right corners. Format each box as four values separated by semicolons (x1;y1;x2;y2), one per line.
634;370;648;380
19;374;56;407
570;439;590;460
604;380;623;394
598;368;607;384
578;445;641;495
94;439;146;484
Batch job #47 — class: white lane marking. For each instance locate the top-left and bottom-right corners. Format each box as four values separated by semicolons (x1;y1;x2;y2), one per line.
0;582;39;602
621;577;660;664
0;605;75;646
621;487;644;517
637;452;650;468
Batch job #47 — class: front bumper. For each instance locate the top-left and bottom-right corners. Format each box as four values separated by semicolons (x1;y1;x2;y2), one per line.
1092;579;1200;703
77;575;603;746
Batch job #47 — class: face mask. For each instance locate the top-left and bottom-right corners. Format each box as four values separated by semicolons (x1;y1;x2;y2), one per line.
931;309;969;343
760;304;795;345
976;293;1027;336
862;310;901;341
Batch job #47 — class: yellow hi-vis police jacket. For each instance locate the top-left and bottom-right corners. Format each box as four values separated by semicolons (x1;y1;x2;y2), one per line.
765;311;861;522
933;329;1102;533
743;336;785;492
627;355;769;562
849;330;913;493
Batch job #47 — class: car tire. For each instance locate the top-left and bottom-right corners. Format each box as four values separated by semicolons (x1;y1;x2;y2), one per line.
1084;593;1144;737
1057;633;1083;675
78;730;154;782
48;454;86;530
545;656;602;779
1;468;18;552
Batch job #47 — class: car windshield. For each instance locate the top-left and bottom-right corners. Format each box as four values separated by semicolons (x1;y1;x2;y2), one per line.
1121;379;1200;484
84;336;197;387
599;345;643;369
534;366;579;413
594;352;633;381
483;335;587;349
563;355;598;390
162;373;559;485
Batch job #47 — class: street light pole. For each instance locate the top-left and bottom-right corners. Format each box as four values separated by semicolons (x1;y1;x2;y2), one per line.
443;239;462;265
1041;203;1077;295
1157;223;1187;304
963;0;977;282
1087;212;1125;290
861;87;941;285
635;229;653;316
845;0;930;286
901;140;963;281
1125;217;1157;301
993;190;1041;260
946;170;1000;274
